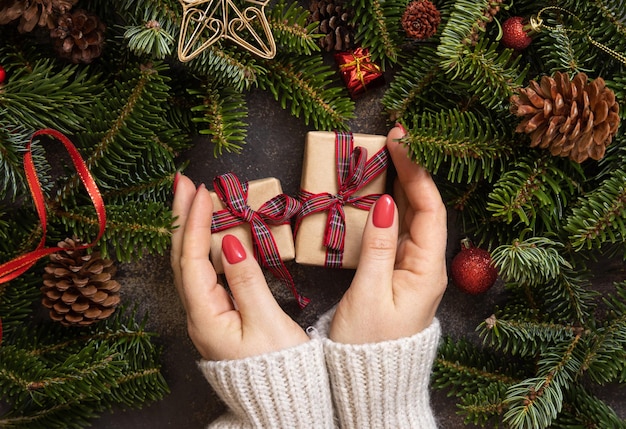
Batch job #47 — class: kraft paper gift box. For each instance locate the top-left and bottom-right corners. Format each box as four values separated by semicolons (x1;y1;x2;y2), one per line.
209;175;296;274
294;131;389;268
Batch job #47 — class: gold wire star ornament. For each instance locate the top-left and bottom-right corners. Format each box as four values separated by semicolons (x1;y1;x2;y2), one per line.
178;0;276;62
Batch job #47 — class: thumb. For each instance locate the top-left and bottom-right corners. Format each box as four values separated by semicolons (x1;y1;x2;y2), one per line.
350;194;398;297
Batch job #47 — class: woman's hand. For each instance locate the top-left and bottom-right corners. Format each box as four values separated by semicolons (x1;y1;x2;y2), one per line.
329;126;448;344
170;175;309;360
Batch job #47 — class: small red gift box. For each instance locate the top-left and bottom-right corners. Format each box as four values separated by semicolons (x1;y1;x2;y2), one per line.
335;47;385;98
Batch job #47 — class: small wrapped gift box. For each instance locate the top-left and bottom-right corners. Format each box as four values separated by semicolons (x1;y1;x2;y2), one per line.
209;174;296;274
335;47;385;98
209;173;309;308
294;131;389;268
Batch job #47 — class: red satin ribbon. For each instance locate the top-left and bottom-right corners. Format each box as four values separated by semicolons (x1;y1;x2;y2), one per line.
0;129;106;284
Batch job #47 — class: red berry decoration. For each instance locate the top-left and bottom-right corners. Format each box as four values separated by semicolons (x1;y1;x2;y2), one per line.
450;239;498;295
501;16;532;51
0;65;6;84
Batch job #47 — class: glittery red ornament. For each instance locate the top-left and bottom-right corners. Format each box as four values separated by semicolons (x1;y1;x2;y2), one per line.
0;65;6;84
450;239;498;295
501;16;532;51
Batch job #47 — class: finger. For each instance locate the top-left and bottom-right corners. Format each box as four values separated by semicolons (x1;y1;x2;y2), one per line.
171;174;197;294
387;127;447;259
180;184;233;318
220;234;286;324
351;194;398;298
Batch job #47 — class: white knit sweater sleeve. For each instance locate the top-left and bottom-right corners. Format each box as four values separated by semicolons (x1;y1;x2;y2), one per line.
198;338;335;429
314;309;441;429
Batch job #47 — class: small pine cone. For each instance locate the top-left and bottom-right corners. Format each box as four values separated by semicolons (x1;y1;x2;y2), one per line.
0;0;77;32
401;0;441;40
50;9;106;64
41;238;121;327
308;0;355;52
511;72;620;163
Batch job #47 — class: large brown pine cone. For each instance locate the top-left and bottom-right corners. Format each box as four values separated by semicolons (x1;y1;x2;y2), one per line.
41;238;121;327
308;0;355;52
0;0;77;32
50;8;105;63
510;71;620;163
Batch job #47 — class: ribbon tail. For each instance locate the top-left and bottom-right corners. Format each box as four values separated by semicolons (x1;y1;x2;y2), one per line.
250;219;309;308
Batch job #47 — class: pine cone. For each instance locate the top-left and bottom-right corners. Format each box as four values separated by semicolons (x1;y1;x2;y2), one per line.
308;0;355;52
41;238;121;327
50;9;105;64
511;72;620;163
0;0;77;33
401;0;440;40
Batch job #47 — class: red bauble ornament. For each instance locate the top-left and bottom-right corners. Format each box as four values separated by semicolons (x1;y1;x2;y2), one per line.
501;16;532;50
0;65;6;84
450;239;498;295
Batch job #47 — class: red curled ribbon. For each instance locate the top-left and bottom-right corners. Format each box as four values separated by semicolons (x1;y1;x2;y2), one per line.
0;129;106;284
211;173;309;308
295;131;389;268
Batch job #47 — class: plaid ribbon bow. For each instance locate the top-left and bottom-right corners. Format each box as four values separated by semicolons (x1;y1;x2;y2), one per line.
211;173;309;308
295;131;389;267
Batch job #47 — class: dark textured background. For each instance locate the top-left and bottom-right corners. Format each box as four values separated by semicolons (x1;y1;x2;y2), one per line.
92;85;626;428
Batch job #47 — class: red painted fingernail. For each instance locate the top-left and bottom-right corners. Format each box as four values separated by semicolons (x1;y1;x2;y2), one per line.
373;194;394;228
222;234;246;264
395;122;407;136
173;172;181;194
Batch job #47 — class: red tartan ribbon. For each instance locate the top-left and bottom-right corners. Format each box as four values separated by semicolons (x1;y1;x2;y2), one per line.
0;129;106;284
295;131;389;268
211;173;309;308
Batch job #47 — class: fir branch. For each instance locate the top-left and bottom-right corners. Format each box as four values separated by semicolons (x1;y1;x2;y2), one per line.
558;385;626;429
258;54;355;130
433;336;522;398
348;0;405;66
0;271;42;336
382;44;443;120
564;169;626;251
457;384;509;428
503;335;584;429
52;202;172;262
124;19;176;59
184;45;263;92
478;314;580;357
188;82;249;156
581;282;626;384
436;0;490;74
491;237;570;287
0;122;31;201
455;38;529;110
0;57;97;134
269;0;321;55
402;109;510;183
487;154;581;230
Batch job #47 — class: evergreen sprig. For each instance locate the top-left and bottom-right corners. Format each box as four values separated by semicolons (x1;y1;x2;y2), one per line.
269;0;321;56
436;0;490;74
258;54;355;130
0;308;168;429
348;0;406;67
402;109;510;183
0;56;97;134
189;82;249;156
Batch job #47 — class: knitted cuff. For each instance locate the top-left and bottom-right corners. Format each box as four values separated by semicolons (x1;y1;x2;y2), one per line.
321;318;441;429
199;339;334;429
